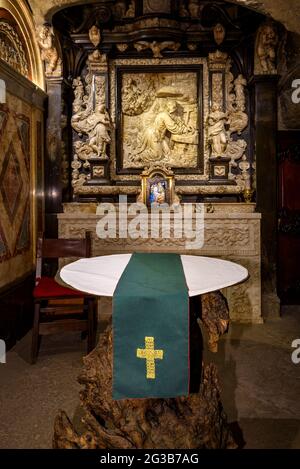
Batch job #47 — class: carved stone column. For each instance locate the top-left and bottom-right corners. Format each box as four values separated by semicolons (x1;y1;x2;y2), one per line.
250;75;280;318
45;78;63;237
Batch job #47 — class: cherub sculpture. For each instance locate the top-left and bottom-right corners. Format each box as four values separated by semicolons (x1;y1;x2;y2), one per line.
37;24;62;75
256;23;278;74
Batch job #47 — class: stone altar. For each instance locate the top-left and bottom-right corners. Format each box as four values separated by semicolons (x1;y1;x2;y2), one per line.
58;202;262;324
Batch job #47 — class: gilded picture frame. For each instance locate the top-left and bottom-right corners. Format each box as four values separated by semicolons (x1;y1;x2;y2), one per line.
141;169;175;207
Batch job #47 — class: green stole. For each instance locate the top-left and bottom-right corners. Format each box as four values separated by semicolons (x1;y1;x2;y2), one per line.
113;253;189;400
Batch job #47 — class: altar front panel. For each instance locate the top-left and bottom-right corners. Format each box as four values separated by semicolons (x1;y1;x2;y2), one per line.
58;203;261;324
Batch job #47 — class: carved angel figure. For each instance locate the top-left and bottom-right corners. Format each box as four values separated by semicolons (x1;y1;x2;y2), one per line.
207;103;228;157
37;24;61;74
256;24;278;74
134;41;180;58
125;0;135;17
234;74;247;111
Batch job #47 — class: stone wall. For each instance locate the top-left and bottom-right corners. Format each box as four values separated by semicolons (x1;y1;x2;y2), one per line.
278;31;300;130
0;61;46;289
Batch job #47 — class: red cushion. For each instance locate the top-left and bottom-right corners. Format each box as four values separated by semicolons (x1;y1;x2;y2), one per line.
33;276;84;299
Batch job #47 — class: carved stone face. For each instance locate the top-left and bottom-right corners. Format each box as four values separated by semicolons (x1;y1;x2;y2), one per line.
262;26;277;46
89;25;101;47
39;25;50;40
166;100;177;113
213;23;225;46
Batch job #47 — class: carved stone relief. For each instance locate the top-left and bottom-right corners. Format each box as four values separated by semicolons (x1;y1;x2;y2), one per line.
71;51;250;195
71;67;111;161
207;51;250;187
89;25;101;48
188;0;200;18
213;24;226;46
109;57;210;187
0;21;29;78
125;0;135;17
143;0;171;14
134;41;180;58
121;73;199;168
255;22;278;74
36;24;62;77
71;51;112;188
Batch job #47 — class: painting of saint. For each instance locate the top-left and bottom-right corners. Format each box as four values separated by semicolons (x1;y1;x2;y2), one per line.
149;181;166;205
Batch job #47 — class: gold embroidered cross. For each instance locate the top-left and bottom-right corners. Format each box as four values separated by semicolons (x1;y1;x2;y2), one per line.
136;336;164;379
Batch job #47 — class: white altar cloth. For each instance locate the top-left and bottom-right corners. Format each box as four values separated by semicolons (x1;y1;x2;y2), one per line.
60;254;248;297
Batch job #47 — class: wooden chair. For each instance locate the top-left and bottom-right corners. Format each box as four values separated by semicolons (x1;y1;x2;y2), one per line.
31;231;97;364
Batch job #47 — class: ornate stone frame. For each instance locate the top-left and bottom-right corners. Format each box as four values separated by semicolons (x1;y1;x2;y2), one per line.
114;63;204;176
109;57;210;184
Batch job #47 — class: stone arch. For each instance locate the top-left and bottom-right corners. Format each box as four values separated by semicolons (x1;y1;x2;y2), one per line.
29;0;300;35
0;0;45;89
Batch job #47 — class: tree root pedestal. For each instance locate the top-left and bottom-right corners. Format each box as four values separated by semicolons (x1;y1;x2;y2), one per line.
53;292;237;449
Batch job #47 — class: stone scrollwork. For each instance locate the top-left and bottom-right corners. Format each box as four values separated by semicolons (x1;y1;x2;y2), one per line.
37;24;62;77
0;21;29;78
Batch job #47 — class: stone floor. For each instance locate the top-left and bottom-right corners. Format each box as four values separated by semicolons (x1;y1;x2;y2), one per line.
0;305;299;449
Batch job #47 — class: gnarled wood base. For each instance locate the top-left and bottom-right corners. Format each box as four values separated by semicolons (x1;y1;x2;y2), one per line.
53;295;236;449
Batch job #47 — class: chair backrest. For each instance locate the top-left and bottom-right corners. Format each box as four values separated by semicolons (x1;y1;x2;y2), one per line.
36;231;92;279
